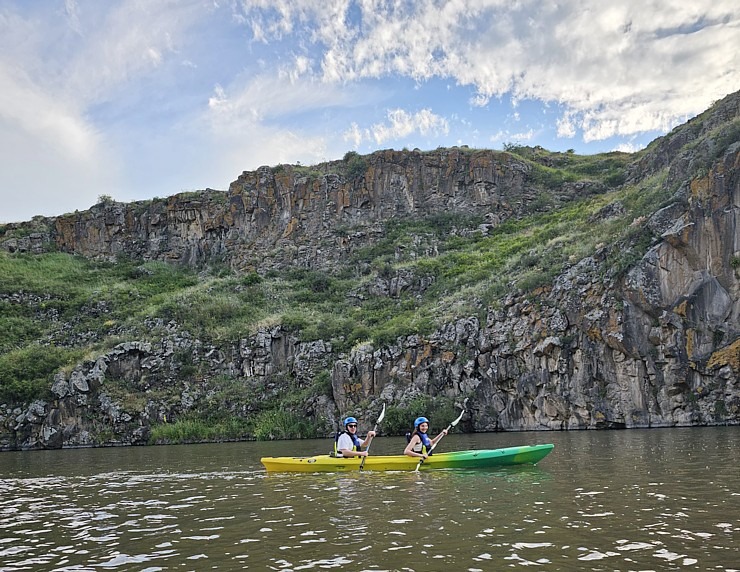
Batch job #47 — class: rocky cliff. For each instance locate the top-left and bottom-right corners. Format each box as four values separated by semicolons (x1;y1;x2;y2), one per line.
1;92;738;450
1;146;597;272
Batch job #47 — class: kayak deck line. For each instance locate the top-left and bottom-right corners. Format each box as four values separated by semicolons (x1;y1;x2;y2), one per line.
260;443;554;473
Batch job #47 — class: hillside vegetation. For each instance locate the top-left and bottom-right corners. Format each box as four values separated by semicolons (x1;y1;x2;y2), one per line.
2;91;738;447
1;146;667;435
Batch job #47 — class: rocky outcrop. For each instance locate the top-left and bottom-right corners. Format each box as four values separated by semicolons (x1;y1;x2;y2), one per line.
0;328;338;450
1;149;541;272
1;93;739;449
324;142;739;430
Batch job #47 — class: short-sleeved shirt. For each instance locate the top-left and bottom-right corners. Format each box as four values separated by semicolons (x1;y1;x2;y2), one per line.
337;433;359;456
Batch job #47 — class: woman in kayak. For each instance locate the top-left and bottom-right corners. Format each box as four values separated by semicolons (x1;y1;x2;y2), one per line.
404;416;448;460
335;416;376;457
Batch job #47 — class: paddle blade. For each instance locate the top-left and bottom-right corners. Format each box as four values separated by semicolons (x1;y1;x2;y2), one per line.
449;409;465;428
376;403;386;425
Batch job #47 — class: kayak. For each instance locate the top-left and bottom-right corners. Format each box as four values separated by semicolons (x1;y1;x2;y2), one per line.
260;444;554;473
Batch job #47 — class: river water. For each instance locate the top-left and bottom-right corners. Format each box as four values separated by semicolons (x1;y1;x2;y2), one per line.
1;427;738;571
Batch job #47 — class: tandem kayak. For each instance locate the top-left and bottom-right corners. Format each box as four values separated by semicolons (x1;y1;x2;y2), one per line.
260;443;554;473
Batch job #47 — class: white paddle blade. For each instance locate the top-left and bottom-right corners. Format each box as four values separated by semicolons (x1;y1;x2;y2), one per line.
450;410;465;427
376;403;386;425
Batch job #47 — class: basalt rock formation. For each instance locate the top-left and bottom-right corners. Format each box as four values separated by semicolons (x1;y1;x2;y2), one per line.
1;148;595;272
1;91;739;450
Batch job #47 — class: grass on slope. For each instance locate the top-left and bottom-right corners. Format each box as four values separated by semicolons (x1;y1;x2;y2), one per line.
0;168;671;406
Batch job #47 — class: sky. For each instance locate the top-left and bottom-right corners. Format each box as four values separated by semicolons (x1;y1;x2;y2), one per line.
0;1;738;224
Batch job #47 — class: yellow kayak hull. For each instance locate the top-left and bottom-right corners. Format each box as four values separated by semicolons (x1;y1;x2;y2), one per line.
260;444;554;473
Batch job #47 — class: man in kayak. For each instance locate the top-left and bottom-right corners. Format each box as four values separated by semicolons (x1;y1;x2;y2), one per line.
335;416;377;457
404;416;448;461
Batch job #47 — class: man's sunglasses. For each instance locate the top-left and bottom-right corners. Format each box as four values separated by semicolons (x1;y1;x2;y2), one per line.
346;424;357;428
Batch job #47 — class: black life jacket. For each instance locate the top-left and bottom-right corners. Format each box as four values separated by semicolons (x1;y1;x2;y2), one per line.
334;430;362;456
406;431;434;455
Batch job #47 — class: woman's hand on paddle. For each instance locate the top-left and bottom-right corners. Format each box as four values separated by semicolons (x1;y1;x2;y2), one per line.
431;428;448;446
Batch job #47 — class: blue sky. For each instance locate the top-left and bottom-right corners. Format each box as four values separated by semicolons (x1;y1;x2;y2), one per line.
1;1;737;223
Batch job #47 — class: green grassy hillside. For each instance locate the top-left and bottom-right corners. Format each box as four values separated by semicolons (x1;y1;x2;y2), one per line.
1;146;672;417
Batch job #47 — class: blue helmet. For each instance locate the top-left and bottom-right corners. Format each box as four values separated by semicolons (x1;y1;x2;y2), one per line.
414;416;429;428
343;416;358;426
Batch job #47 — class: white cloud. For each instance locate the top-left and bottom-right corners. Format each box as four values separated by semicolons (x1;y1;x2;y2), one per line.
0;0;737;222
60;1;206;105
0;119;119;222
488;127;536;146
64;0;82;34
613;141;646;153
489;130;507;144
344;122;363;148
0;0;211;222
202;74;342;172
470;93;491;107
0;63;99;162
0;57;122;222
343;108;449;147
207;73;354;124
510;129;535;142
235;0;739;142
557;113;577;139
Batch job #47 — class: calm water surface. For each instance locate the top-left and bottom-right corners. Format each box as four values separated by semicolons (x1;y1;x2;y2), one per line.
1;427;738;571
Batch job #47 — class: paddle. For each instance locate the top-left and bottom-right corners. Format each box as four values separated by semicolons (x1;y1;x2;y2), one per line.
359;403;385;471
414;409;465;472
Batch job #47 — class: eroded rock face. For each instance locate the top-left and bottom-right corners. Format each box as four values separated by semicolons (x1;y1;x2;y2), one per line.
331;157;739;429
2;149;533;272
1;94;739;449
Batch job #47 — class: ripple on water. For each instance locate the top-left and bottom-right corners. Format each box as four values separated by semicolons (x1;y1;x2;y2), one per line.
3;430;740;571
